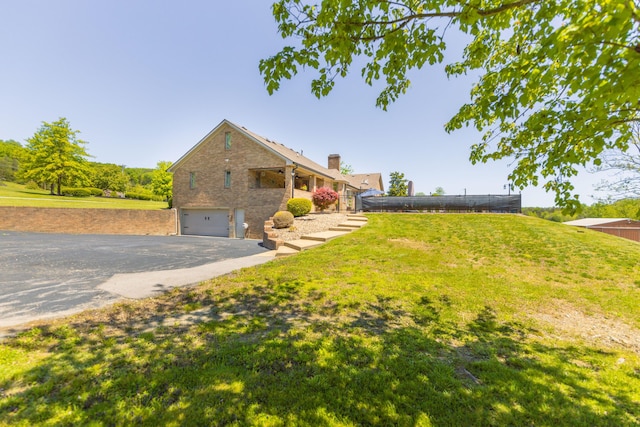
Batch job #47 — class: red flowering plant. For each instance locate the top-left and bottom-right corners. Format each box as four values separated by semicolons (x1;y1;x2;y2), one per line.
311;187;339;212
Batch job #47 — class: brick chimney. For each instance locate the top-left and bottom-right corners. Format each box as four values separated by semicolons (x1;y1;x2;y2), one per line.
328;154;341;171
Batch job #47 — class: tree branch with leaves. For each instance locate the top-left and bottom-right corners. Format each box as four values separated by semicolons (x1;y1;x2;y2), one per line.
593;121;640;200
261;0;640;211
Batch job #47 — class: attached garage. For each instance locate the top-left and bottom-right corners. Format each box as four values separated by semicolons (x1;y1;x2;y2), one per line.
180;209;229;237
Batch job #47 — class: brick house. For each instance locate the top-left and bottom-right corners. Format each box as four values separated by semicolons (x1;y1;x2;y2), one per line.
169;119;383;238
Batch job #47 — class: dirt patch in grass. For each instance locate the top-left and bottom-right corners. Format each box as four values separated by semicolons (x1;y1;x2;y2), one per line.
533;299;640;354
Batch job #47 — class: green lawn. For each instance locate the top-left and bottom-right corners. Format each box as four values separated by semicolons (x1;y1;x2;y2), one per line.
1;214;639;426
0;182;168;209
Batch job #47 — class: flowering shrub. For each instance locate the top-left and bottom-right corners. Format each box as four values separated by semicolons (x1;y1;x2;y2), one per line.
312;187;339;211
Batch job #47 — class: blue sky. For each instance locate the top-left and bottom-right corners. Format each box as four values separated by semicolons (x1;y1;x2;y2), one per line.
1;1;607;207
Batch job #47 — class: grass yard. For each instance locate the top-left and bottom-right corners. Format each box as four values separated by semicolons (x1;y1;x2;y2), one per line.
1;214;639;426
0;182;168;209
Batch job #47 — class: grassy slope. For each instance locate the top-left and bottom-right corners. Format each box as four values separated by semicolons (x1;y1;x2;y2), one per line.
0;182;167;209
1;214;639;426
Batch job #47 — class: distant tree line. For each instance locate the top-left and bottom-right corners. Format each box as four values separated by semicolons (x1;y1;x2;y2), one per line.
523;198;640;222
0;118;172;203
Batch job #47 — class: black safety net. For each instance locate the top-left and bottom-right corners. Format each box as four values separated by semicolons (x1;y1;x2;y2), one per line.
359;194;521;213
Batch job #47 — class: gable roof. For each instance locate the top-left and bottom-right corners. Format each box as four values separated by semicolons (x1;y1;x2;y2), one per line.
169;119;346;182
564;218;630;227
344;173;384;191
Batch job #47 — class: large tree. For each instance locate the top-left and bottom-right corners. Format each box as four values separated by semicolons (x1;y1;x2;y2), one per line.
90;163;130;192
0;139;25;182
388;171;408;196
151;160;173;202
19;118;91;195
260;0;640;210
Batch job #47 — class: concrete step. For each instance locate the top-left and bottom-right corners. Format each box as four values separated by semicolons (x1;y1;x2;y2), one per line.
301;230;350;242
329;226;355;232
347;214;368;222
284;239;324;251
337;221;366;228
275;246;299;257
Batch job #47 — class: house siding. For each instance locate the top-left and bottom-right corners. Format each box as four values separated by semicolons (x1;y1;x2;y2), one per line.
589;226;640;242
172;123;290;238
566;219;640;243
588;220;640;242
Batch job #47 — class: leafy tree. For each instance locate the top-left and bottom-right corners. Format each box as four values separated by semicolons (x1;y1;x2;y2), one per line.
388;171;408;196
126;167;154;187
584;198;640;220
312;187;339;211
340;161;354;175
433;187;446;196
151;161;173;201
18;118;91;195
90;163;129;192
0;139;25;182
522;206;579;222
0;139;24;158
261;0;640;211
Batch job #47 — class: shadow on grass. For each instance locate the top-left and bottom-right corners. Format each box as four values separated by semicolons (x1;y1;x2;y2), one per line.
1;282;638;426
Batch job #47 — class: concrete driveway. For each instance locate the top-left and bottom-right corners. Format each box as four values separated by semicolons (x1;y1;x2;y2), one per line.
0;231;274;334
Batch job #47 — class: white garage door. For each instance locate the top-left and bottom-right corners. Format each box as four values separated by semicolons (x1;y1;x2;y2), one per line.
181;209;229;237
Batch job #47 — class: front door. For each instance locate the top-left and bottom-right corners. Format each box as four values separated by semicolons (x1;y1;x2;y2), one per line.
234;209;245;238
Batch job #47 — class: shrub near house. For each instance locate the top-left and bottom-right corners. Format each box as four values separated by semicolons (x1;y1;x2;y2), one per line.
312;187;339;212
273;210;294;228
287;198;312;217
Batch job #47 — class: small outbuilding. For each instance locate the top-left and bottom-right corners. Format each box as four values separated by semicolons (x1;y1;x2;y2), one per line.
564;218;640;242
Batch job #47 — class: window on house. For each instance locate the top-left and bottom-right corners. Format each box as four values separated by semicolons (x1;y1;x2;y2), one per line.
190;172;196;189
225;132;231;150
224;170;231;188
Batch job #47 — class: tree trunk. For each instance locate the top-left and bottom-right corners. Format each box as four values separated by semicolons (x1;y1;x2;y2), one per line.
57;176;62;196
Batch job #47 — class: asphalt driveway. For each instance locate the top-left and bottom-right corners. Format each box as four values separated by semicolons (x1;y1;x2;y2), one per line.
0;231;273;333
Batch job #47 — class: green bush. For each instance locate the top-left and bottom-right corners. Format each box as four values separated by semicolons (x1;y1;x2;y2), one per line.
60;187;103;197
25;181;40;190
61;187;91;197
86;187;104;196
287;198;312;217
125;192;151;201
125;191;163;201
272;211;294;229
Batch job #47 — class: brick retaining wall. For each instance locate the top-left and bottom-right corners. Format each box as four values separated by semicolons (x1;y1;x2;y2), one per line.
0;207;177;235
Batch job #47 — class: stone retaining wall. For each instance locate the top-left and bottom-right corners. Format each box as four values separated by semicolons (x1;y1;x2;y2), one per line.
262;217;282;250
0;207;177;235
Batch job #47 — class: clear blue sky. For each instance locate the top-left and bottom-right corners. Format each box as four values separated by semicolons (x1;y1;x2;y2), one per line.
1;1;607;207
